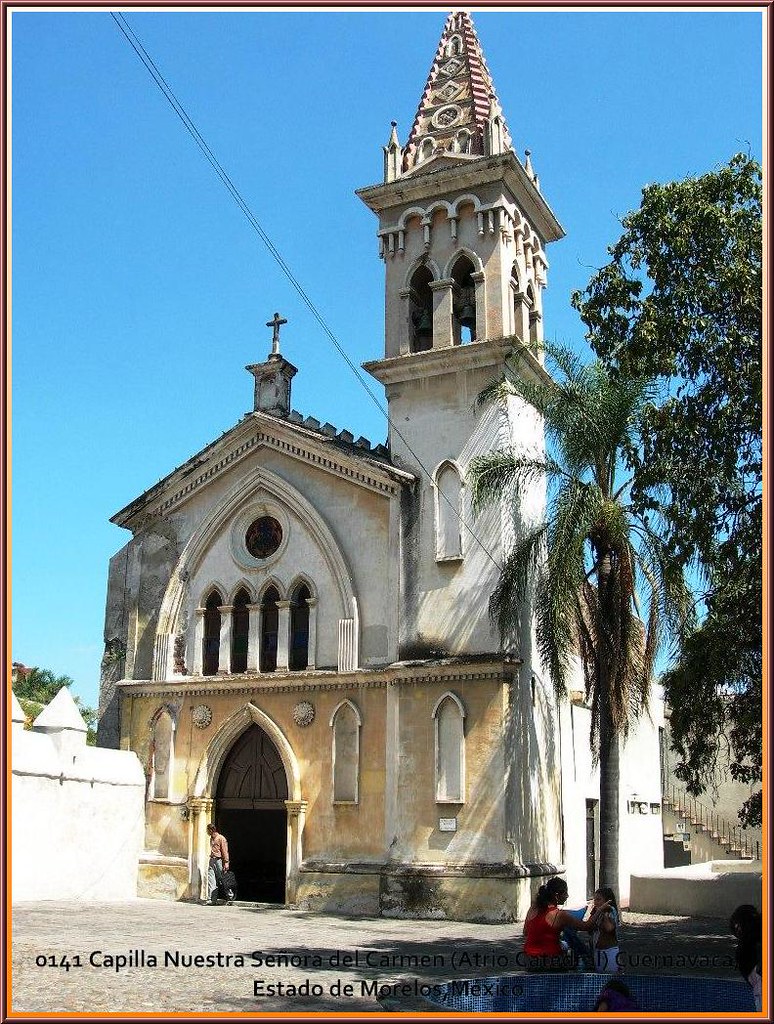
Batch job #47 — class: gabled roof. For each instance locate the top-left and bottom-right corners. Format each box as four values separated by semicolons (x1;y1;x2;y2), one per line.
111;410;415;531
403;11;512;170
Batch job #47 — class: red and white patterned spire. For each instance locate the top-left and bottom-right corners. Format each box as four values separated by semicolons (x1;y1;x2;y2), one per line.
402;11;513;172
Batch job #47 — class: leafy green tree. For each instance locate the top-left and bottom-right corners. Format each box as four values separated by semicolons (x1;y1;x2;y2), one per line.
12;666;97;745
469;343;690;896
572;153;762;825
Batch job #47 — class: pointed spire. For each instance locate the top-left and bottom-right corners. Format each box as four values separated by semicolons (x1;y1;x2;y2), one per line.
383;121;403;183
402;11;513;173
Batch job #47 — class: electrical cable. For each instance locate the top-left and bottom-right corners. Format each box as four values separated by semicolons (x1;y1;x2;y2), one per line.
110;12;504;572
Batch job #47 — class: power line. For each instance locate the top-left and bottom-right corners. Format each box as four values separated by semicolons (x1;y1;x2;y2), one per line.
110;12;503;573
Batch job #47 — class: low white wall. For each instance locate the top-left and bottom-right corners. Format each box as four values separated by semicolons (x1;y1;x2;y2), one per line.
12;726;145;901
629;861;762;918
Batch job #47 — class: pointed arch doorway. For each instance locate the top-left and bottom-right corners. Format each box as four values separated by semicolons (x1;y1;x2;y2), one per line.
215;723;289;902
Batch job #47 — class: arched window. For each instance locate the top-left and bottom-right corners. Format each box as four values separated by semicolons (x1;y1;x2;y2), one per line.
435;462;463;561
433;693;466;803
419;137;434;163
289;583;311;671
457;130;472;154
203;590;222;676
150;707;175;800
451;254;477;344
231;588;250;674
409;265;434;352
260;585;280;673
331;700;361;803
447;34;462;56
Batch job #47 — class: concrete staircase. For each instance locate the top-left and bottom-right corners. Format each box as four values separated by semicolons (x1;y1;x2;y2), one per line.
662;782;760;864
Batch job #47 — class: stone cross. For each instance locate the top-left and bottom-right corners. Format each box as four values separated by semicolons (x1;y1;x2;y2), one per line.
266;312;288;355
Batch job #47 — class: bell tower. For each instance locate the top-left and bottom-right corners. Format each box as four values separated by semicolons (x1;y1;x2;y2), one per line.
358;11;565;658
358;10;564;365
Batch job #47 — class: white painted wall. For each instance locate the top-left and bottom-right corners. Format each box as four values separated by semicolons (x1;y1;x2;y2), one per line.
11;693;145;901
559;681;664;907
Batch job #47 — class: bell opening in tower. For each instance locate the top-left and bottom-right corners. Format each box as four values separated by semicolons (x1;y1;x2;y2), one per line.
409;266;434;352
451;255;477;344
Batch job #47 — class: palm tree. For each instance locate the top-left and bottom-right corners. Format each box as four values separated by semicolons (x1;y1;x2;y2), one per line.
468;342;690;896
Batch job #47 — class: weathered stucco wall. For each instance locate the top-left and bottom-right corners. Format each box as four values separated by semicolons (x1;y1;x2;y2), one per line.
11;697;145;902
630;861;762;918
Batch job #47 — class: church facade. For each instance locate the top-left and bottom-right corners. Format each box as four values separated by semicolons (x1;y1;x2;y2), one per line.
98;12;663;919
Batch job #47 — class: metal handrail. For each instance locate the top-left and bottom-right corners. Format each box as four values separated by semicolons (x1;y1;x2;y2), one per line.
664;781;760;861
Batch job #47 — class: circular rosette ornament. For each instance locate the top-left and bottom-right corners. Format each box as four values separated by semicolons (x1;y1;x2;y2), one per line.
192;704;213;730
292;701;315;728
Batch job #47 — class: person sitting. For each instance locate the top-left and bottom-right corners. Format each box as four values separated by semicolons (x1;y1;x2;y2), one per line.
729;904;762;1011
522;877;599;971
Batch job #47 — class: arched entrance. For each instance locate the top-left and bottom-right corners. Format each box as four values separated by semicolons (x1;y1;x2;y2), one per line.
215;724;289;902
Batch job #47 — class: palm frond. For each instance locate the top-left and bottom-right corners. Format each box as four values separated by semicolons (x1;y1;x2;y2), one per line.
468;450;563;515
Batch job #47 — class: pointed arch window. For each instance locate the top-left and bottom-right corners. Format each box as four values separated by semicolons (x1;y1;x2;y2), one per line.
203;590;222;676
451;254;477;344
231;588;250;673
409;265;434;352
456;130;472;154
433;693;466;803
331;700;361;803
447;34;462;57
435;461;463;561
419;137;434;163
289;583;311;671
150;707;175;800
260;586;280;673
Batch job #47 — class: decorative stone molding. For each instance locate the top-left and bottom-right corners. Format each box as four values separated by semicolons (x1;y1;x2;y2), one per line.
117;657;524;699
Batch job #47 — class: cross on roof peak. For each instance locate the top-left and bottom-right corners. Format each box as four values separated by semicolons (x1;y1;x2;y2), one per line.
266;311;288;355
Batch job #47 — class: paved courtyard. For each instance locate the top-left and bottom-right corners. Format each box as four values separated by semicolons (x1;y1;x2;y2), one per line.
12;899;739;1015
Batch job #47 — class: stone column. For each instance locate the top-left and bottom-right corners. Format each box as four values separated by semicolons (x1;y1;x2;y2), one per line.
192;608;205;676
218;607;233;674
305;598;318;670
530;308;543;345
284;800;308;903
246;604;261;673
398;288;413;355
471;270;486;342
189;796;214;901
275;601;291;672
430;278;454;349
510;281;530;342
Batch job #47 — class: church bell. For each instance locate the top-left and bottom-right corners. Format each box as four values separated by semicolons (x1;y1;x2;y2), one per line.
415;308;433;341
459;301;476;330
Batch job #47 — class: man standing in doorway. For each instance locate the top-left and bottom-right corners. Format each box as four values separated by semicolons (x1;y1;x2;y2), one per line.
206;822;232;905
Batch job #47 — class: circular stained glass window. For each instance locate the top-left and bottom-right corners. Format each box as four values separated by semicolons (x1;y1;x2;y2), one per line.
245;516;283;559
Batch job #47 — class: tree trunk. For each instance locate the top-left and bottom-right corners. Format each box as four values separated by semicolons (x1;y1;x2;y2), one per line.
598;693;620;898
597;548;620;899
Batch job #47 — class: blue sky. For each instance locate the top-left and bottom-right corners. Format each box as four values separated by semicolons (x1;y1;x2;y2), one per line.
11;8;763;709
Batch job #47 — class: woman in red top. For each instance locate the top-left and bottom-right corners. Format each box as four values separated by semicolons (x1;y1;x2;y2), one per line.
522;877;599;971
